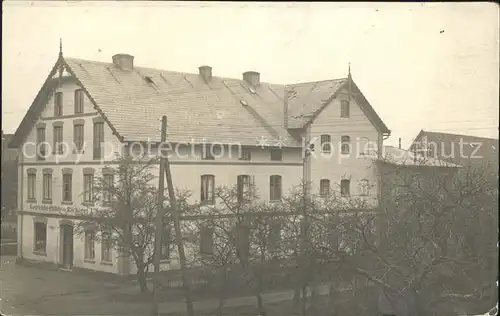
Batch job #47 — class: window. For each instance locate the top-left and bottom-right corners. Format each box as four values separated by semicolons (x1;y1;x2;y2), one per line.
53;126;63;154
237;175;252;203
34;222;47;254
202;145;215;160
270;149;282;161
62;174;72;202
74;124;84;151
93;122;104;159
200;175;215;204
341;179;350;197
161;226;171;260
43;174;52;201
74;89;84;114
239;148;251;161
341;100;350;118
359;179;370;196
84;174;94;202
268;222;282;251
27;174;36;200
199;227;214;255
320;179;330;196
341;136;351;154
234;224;250;263
36;127;46;161
54;92;63;116
321;135;331;153
270;175;282;201
101;231;112;262
103;174;114;204
84;230;96;260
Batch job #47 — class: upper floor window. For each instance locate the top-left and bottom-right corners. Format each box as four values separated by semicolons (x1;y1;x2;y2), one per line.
42;174;52;201
270;175;282;201
74;89;84;114
84;174;94;203
359;179;370;196
321;135;331;153
62;173;72;202
239;148;251;161
340;179;350;197
74;124;84;151
358;137;370;156
237;175;252;203
341;100;350;118
200;174;215;204
54;92;63;116
93;122;104;160
270;149;282;161
341;136;351;154
53;126;64;155
27;173;36;201
320;179;330;197
103;174;114;204
36;127;46;161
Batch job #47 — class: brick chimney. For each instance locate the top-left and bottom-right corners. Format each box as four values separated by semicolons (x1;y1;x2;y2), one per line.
198;65;212;81
243;71;260;86
112;54;134;71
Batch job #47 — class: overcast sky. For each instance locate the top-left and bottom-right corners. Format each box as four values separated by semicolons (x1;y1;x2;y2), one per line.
2;1;499;148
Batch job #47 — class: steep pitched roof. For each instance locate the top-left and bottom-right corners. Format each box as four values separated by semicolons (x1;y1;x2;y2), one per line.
64;57;299;147
380;145;460;168
9;55;390;148
410;130;499;169
285;79;391;134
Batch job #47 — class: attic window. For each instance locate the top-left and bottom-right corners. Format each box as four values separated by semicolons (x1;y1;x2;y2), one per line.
240;100;248;106
248;87;256;94
144;76;154;84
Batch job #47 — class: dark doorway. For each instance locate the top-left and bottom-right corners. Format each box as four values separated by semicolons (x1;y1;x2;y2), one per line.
61;224;73;268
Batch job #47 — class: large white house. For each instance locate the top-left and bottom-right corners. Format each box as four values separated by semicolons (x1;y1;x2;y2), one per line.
8;48;390;275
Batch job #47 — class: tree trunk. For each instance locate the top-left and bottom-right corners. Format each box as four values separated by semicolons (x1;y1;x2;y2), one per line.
136;264;150;294
216;267;228;316
255;268;267;316
300;286;308;316
256;291;266;316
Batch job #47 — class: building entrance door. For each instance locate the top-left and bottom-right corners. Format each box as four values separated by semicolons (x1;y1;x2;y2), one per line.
60;224;73;268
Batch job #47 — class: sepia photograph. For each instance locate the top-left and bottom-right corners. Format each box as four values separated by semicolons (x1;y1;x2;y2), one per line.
1;1;498;315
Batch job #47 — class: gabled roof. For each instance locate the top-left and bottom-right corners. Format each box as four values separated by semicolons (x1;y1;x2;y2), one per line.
285;79;391;134
379;145;460;168
409;130;499;169
9;54;390;148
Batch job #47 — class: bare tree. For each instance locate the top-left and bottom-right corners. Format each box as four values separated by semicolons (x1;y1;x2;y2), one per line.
74;154;192;294
316;156;500;316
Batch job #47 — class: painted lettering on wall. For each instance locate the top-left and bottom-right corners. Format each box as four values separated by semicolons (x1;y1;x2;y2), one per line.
29;204;99;216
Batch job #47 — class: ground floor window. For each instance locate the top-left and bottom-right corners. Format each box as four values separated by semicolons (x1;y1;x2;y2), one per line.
34;221;47;254
101;231;112;262
84;230;96;260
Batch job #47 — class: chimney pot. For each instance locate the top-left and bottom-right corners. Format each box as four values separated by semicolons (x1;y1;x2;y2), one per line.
198;65;212;81
243;71;260;86
112;54;134;71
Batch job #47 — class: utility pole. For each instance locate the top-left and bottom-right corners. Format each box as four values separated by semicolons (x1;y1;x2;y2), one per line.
162;116;195;316
298;128;312;316
151;116;167;316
